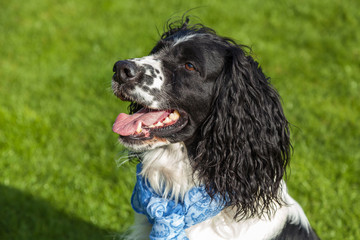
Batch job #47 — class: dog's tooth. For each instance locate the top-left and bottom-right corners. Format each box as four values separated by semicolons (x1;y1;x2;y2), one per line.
149;125;155;128
154;122;164;127
163;117;171;124
170;110;180;120
136;122;142;133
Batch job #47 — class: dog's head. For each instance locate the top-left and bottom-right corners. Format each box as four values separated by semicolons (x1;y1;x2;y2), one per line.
112;19;228;151
112;17;291;219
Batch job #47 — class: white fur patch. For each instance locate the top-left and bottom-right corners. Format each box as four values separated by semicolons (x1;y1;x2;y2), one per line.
140;142;194;201
173;34;197;46
132;56;164;90
281;183;312;232
186;206;287;240
128;55;165;108
131;86;160;109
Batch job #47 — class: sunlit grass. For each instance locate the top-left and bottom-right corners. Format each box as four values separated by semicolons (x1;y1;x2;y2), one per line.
1;0;359;239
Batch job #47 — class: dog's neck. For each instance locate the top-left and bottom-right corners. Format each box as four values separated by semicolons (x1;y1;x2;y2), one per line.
140;142;195;201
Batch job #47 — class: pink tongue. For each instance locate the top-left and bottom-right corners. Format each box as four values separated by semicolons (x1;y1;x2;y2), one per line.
112;108;170;136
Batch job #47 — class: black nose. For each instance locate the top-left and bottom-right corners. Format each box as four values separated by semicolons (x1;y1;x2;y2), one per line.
113;61;139;83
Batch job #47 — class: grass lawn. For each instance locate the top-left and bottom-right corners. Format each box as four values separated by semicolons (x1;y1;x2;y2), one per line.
1;0;359;239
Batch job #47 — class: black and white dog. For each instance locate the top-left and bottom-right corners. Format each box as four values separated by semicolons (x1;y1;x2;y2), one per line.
112;17;319;240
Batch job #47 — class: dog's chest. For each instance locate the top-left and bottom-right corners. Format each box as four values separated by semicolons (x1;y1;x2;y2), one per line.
140;142;195;200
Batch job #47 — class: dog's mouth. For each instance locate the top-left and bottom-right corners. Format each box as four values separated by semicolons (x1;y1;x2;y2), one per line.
112;107;188;141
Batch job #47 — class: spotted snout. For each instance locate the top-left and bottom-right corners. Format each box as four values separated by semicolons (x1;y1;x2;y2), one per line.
112;56;165;109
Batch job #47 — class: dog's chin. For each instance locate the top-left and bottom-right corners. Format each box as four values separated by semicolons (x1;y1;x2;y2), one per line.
118;135;171;152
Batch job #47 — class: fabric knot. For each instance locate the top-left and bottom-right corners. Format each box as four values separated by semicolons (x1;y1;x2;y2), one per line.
131;163;225;240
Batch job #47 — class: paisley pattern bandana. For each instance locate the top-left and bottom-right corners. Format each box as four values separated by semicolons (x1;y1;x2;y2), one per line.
131;163;225;240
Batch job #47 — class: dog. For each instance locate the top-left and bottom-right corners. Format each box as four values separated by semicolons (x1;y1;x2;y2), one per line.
112;17;320;240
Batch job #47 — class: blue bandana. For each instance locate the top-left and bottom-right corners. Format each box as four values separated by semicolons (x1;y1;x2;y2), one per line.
131;163;225;240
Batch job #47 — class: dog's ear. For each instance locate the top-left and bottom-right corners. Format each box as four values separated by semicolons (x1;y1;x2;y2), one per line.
194;45;291;220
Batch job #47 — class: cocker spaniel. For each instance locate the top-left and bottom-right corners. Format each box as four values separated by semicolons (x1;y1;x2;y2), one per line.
111;17;319;240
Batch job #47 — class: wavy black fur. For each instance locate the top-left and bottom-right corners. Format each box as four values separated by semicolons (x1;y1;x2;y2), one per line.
195;45;291;220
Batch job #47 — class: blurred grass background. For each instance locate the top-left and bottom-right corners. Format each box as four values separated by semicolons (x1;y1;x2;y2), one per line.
0;0;359;239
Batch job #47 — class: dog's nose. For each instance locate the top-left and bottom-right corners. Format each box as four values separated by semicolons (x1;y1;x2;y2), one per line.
113;61;139;83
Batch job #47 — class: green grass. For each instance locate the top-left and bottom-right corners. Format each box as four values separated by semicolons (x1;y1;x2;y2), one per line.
0;0;359;239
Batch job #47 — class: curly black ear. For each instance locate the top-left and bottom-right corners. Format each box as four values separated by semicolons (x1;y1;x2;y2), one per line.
193;44;291;220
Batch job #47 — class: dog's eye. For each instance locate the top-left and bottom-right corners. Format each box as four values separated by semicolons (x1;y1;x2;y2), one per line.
185;63;196;71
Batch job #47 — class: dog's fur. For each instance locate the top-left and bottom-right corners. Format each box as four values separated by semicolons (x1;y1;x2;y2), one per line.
112;17;319;239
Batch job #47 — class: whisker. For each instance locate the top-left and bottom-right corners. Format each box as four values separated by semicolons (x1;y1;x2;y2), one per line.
114;149;140;168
